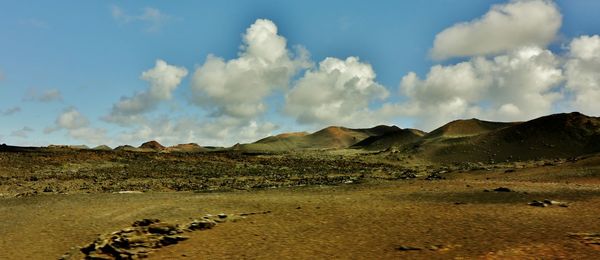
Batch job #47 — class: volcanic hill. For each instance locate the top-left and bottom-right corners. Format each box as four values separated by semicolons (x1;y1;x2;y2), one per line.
237;125;400;151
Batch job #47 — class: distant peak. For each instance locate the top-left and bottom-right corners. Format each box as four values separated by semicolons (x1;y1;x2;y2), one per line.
139;140;165;150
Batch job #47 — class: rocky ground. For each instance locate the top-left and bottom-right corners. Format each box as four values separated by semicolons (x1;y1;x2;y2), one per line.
1;149;600;259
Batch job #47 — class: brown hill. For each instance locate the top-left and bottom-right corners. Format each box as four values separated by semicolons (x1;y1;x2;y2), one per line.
352;128;426;150
424;118;517;139
139;140;165;151
166;143;207;152
92;145;112;151
240;125;400;151
412;112;600;163
114;145;137;151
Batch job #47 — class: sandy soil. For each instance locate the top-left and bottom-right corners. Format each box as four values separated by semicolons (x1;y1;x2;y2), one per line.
2;178;600;259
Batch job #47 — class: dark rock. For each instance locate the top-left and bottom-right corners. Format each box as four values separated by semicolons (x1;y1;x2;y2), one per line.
187;219;216;230
529;200;547;207
493;187;512;192
133;218;160;227
396;245;422;251
160;235;188;246
148;223;179;234
425;172;445;180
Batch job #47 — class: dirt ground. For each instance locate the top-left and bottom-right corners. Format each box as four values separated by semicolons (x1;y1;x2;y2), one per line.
2;150;600;259
2;177;600;259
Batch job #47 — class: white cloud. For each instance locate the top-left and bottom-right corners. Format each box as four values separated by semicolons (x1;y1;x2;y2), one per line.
400;46;563;129
56;107;89;130
565;35;600;115
285;56;390;127
104;59;188;125
1;106;21;116
191;19;310;120
46;107;108;145
431;0;561;60
23;88;63;102
111;5;171;32
11;127;33;138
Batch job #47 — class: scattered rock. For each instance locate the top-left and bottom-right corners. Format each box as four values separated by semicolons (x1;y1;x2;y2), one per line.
133;218;160;227
425;172;445;180
187;219;216;230
504;169;516;173
79;212;257;259
396;169;418;179
528;199;568;207
493;187;513;192
528;200;547;207
396;245;422;251
568;232;600;245
238;210;272;216
396;244;452;252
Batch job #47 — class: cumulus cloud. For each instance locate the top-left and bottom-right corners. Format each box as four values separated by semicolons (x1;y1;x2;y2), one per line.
400;46;563;129
565;35;600;115
1;107;21;116
46;107;108;145
56;107;90;130
431;0;561;60
23;88;63;102
285;56;390;127
11;127;33;138
191;19;310;120
104;59;188;125
111;5;171;32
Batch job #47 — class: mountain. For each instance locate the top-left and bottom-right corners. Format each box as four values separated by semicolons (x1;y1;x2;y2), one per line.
410;112;600;163
166;143;207;152
114;145;137;151
139;140;165;151
352;128;426;150
237;125;400;151
424;118;517;139
92;145;112;151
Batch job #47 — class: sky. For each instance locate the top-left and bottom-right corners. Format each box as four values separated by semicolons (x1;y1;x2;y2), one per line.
1;0;599;147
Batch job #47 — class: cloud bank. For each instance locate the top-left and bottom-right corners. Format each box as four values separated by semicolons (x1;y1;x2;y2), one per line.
47;107;108;145
191;19;310;120
24;88;63;102
1;107;21;116
104;59;188;125
431;0;561;60
400;46;563;129
565;35;600;115
285;57;390;127
111;6;171;32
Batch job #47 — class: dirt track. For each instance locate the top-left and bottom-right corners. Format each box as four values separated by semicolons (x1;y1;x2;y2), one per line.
2;178;600;259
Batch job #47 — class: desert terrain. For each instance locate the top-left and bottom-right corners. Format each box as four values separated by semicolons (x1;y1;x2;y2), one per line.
1;112;600;259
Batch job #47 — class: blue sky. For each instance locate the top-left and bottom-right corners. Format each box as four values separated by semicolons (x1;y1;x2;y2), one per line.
1;0;599;147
